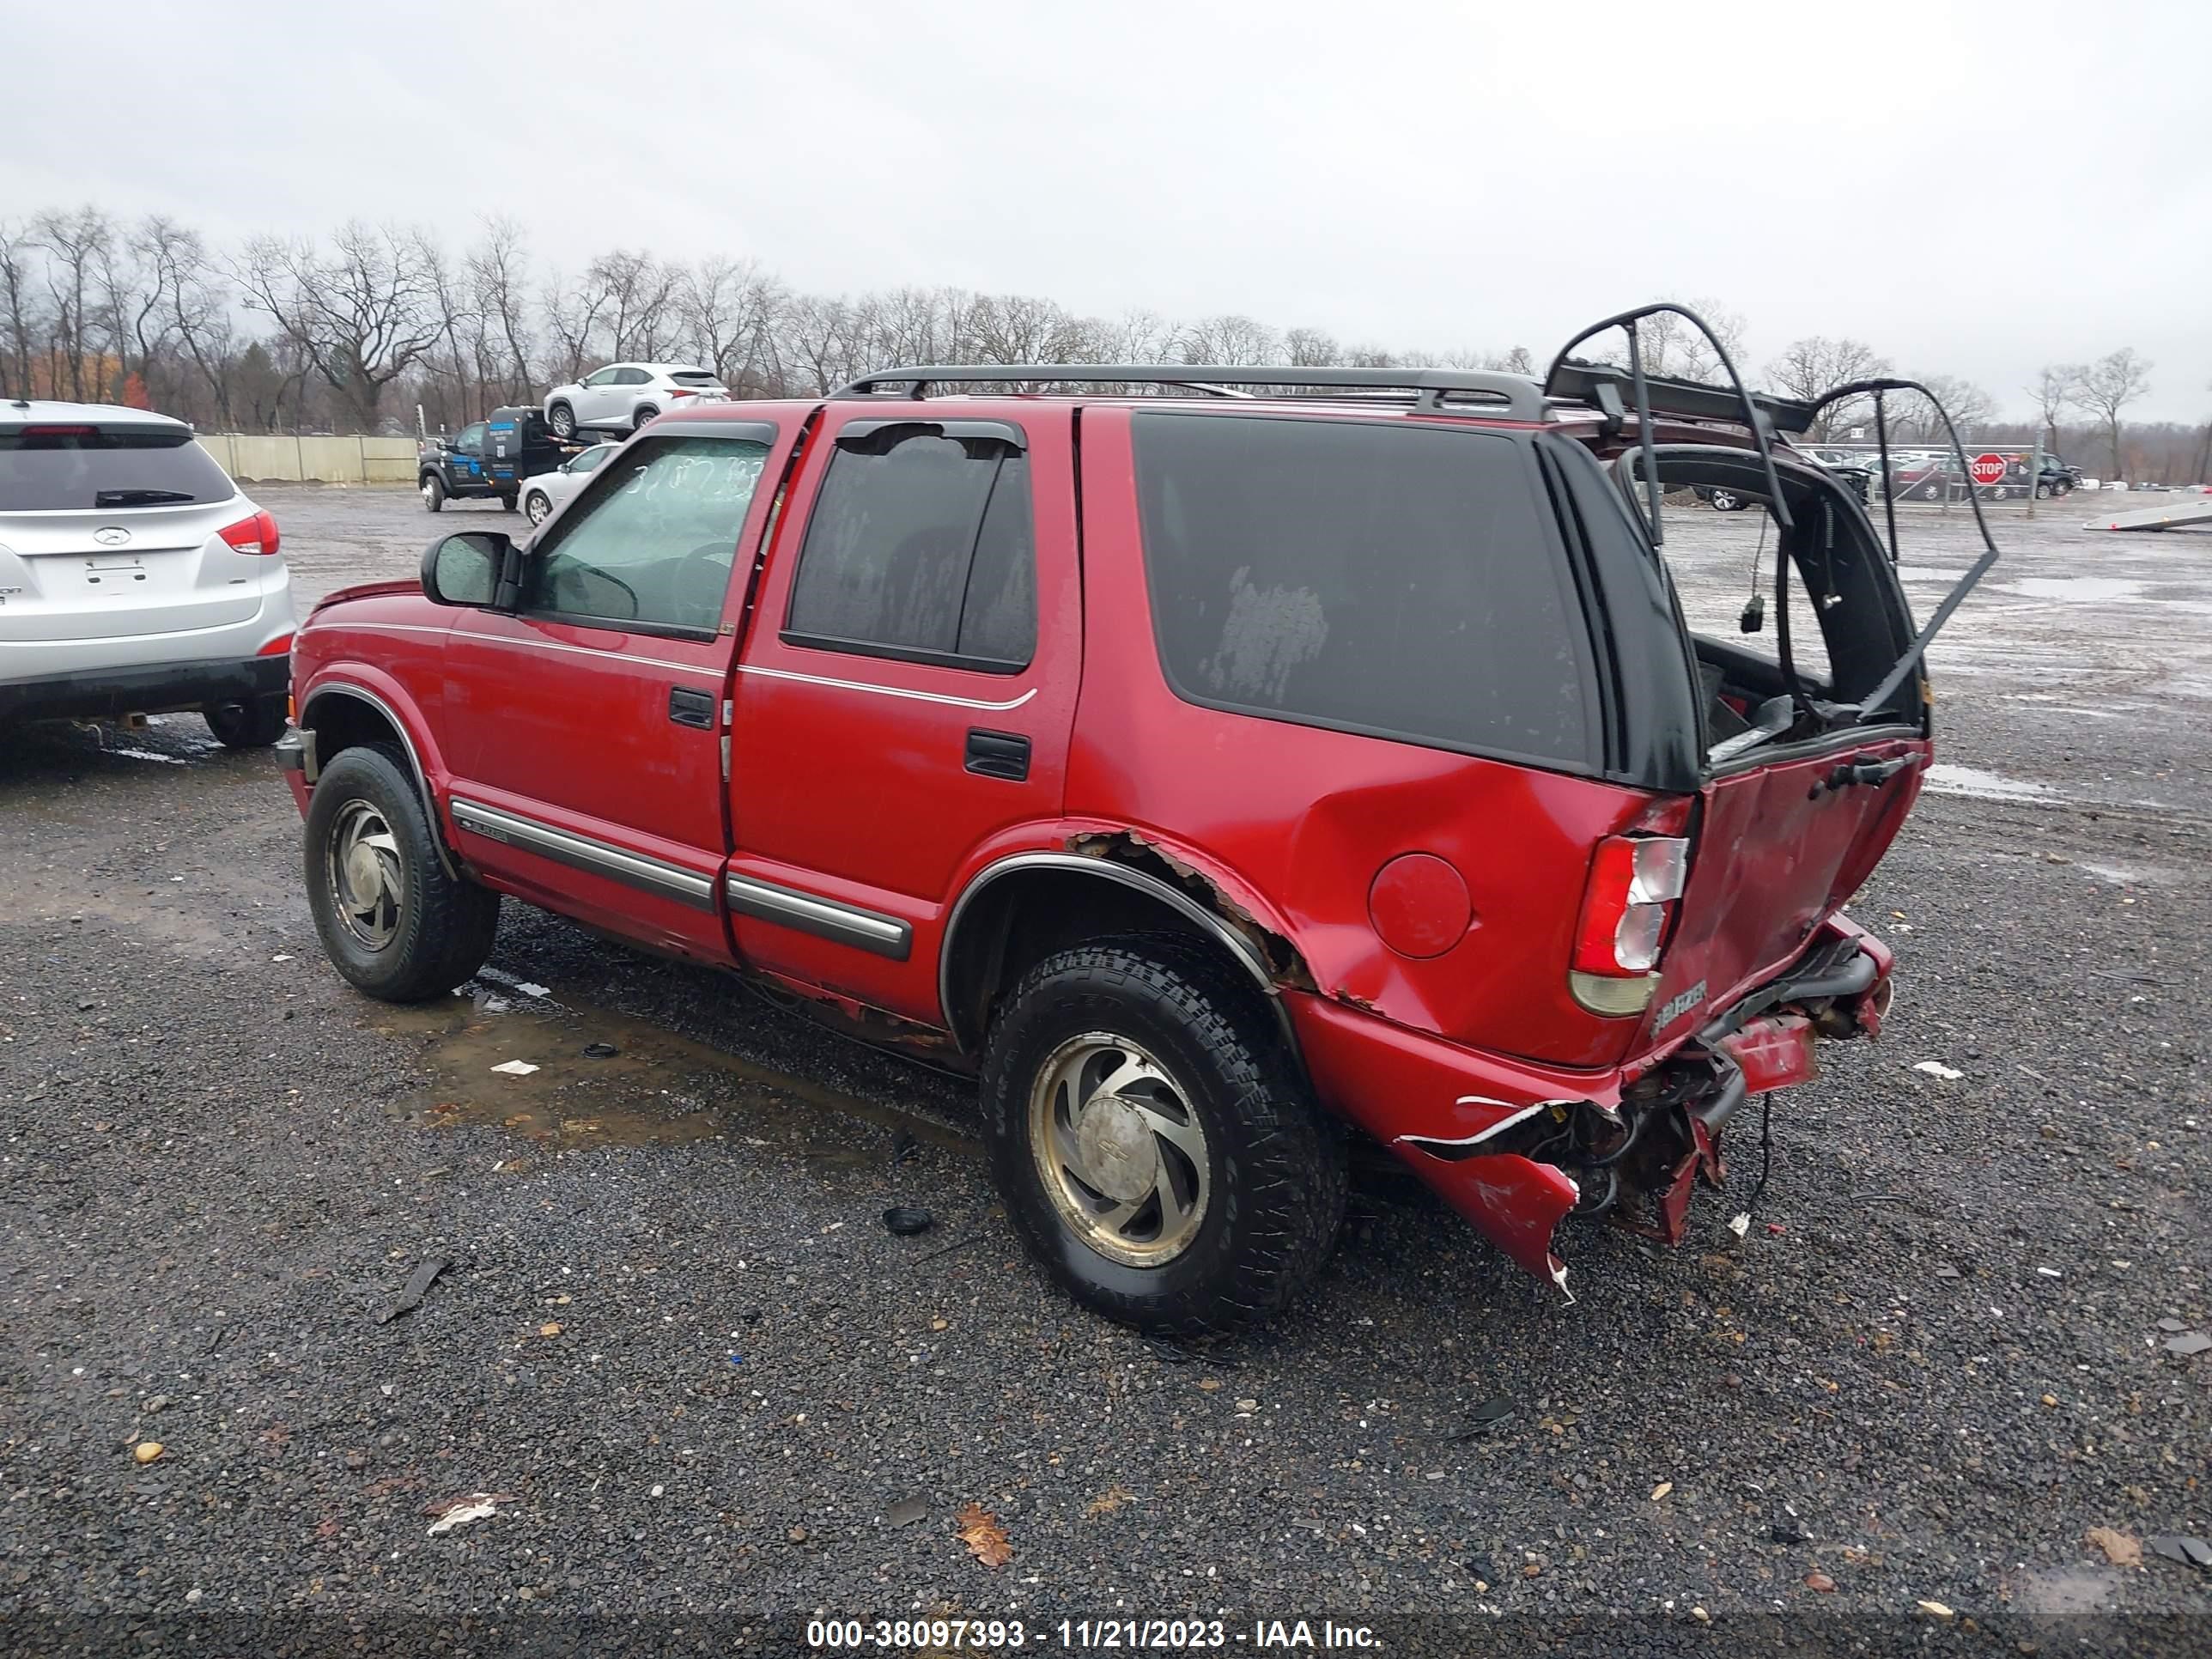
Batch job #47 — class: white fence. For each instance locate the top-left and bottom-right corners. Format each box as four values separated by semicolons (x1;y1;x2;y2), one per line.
193;433;417;485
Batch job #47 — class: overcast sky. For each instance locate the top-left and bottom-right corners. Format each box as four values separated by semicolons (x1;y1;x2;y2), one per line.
7;1;2209;420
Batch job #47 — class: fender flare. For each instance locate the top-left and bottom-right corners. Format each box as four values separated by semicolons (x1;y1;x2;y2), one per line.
297;676;457;878
937;849;1285;1054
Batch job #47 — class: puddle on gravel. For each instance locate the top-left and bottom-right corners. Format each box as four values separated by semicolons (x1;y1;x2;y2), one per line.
2001;576;2153;603
367;988;975;1163
1923;763;2056;803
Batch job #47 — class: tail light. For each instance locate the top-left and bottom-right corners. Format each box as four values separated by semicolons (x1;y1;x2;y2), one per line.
667;388;696;400
1570;834;1690;1015
220;508;282;556
258;632;294;657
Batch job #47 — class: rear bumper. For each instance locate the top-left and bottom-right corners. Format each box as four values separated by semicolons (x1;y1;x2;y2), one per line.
1289;915;1894;1293
0;653;289;723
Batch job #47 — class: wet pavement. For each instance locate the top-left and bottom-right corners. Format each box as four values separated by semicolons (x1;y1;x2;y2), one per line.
2;485;2208;1653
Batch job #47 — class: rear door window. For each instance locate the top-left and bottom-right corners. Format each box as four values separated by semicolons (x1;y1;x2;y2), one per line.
0;427;234;510
1131;412;1599;769
782;423;1036;672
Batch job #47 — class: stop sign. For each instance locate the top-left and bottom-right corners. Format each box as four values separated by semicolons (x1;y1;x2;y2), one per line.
1969;453;2008;487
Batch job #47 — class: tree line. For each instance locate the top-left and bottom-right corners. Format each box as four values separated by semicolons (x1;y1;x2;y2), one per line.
3;207;2203;481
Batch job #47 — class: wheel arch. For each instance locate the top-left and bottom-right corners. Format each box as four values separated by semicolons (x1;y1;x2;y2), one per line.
937;847;1307;1056
298;678;457;878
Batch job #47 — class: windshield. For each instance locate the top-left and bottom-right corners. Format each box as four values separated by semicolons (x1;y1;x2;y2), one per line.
0;426;234;511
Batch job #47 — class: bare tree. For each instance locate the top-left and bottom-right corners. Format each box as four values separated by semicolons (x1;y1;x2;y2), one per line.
33;206;115;401
1175;313;1281;367
235;224;445;431
0;218;40;398
678;255;781;395
467;218;537;403
1765;337;1891;440
1889;373;1996;444
2028;363;2078;454
2072;348;2153;476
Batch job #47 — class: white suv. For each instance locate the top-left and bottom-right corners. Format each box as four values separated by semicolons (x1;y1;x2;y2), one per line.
0;400;293;747
541;363;728;438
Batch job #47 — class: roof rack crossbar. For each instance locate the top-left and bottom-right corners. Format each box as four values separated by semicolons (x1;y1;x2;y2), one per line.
830;363;1547;421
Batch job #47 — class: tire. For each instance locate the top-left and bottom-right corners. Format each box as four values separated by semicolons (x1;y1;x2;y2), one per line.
979;934;1346;1334
498;492;519;514
547;401;575;440
303;744;500;1003
420;473;446;513
203;694;287;750
1915;483;1941;501
632;404;659;432
2035;483;2051;500
1709;489;1743;513
524;489;552;526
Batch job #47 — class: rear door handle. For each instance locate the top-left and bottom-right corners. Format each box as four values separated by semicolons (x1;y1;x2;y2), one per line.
964;728;1030;781
668;686;715;729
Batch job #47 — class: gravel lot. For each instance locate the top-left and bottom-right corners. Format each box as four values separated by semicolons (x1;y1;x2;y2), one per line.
3;483;2207;1655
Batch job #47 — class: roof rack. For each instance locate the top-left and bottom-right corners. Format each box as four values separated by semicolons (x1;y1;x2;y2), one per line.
830;363;1549;422
1546;358;1817;436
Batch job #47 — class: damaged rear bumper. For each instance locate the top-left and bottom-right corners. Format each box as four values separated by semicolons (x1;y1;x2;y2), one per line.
1287;918;1893;1293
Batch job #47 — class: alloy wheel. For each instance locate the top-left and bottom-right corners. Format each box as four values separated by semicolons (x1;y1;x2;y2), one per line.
1029;1033;1212;1267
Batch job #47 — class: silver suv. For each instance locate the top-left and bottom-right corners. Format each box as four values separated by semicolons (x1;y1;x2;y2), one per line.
541;363;729;438
0;400;293;747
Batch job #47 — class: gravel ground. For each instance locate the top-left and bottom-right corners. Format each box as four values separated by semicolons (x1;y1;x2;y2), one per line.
2;484;2207;1656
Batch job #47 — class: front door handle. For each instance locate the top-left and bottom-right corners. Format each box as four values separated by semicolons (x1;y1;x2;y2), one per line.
964;728;1030;781
668;686;715;729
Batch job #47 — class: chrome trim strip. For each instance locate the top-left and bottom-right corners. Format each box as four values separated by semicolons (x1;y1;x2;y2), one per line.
450;798;715;912
302;619;712;678
723;872;912;960
937;852;1276;1050
737;663;1036;712
300;682;457;878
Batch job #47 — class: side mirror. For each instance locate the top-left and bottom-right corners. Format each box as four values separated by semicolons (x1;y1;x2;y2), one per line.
420;531;515;609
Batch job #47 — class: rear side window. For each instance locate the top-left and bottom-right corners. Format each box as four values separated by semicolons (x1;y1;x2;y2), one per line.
783;424;1036;672
1132;413;1598;768
0;427;234;511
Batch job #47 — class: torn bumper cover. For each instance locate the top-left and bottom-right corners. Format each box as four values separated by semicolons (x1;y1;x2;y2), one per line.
1286;921;1893;1292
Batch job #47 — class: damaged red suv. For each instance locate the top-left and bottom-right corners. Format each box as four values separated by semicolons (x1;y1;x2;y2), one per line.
281;305;1990;1332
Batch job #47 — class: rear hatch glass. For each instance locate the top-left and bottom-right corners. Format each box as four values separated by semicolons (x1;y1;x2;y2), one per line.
1;425;234;511
669;371;723;388
1131;412;1601;772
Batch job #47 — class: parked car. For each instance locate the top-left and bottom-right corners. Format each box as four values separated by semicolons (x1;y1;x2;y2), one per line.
2034;457;2081;499
1692;483;1755;511
283;340;1960;1332
520;440;620;527
542;364;729;438
417;405;574;514
2;399;291;745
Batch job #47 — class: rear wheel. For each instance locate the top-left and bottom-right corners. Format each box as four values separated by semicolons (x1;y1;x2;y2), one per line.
1709;489;1744;512
524;489;552;526
420;473;446;513
303;744;500;1002
203;694;287;750
498;492;519;514
979;936;1346;1334
547;401;575;440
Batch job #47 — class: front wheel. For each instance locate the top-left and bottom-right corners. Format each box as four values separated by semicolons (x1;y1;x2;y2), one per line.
420;474;446;513
632;404;659;432
547;401;575;440
1708;489;1744;512
303;744;500;1002
979;937;1346;1334
524;489;552;526
204;695;287;750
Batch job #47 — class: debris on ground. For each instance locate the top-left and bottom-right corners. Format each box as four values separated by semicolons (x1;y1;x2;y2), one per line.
131;1442;163;1465
2163;1330;2211;1356
423;1492;514;1535
886;1494;927;1528
376;1256;449;1325
1804;1571;1837;1593
1915;1598;1956;1620
954;1502;1012;1568
1728;1212;1751;1238
2086;1526;2142;1567
537;1322;562;1339
1650;1481;1673;1502
890;1128;919;1166
2156;1317;2188;1332
881;1206;934;1237
489;1060;539;1077
1085;1485;1134;1517
2148;1535;2212;1570
580;1042;617;1059
1936;1265;1963;1279
1913;1060;1965;1081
